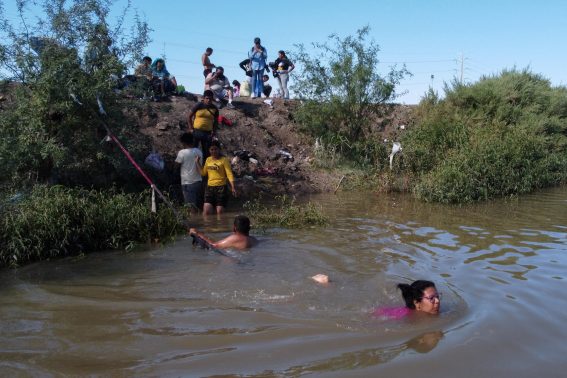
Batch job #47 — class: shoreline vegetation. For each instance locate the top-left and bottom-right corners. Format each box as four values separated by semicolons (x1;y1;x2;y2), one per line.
0;186;184;268
244;196;329;230
1;3;565;268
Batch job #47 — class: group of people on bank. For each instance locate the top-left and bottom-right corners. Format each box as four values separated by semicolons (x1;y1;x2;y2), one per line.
129;37;295;104
201;37;295;106
133;56;178;99
172;38;297;217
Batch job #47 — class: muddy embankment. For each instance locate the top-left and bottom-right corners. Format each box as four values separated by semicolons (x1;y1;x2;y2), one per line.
129;95;415;200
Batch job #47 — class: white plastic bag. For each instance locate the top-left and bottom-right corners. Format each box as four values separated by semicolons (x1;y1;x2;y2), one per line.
240;80;251;97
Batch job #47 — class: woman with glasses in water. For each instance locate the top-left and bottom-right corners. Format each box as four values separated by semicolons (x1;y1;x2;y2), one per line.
373;280;441;319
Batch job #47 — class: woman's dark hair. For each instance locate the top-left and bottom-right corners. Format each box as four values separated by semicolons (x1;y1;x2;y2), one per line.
142;56;152;63
210;140;221;149
278;50;286;56
203;89;214;98
232;80;240;87
398;280;436;309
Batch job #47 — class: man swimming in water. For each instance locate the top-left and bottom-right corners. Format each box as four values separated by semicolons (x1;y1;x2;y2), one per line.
189;215;257;251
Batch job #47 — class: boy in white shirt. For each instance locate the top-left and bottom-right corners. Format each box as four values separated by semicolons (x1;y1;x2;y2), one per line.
175;133;203;212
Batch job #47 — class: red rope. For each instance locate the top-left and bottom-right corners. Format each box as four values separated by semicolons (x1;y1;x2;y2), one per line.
108;133;154;186
94;96;189;228
106;131;189;229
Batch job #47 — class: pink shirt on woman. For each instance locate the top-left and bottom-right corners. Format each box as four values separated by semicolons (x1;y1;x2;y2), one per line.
372;306;411;320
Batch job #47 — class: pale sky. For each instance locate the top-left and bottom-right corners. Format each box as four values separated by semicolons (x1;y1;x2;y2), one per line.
5;0;567;104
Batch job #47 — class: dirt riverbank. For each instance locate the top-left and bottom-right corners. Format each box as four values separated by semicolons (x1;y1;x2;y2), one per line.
129;94;414;199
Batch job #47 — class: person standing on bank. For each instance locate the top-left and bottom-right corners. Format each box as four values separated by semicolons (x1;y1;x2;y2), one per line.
187;90;219;160
202;47;215;77
275;50;294;99
196;140;237;215
248;37;268;98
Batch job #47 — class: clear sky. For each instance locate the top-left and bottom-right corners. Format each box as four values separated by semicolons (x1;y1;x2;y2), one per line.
6;0;567;104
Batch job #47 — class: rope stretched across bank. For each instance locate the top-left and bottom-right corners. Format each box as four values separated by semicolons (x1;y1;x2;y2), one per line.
95;96;190;229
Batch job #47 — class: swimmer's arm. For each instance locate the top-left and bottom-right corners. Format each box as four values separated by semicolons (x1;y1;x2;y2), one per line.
211;234;240;250
189;228;216;248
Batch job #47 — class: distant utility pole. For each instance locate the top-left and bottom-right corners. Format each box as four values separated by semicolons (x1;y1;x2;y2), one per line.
459;53;464;84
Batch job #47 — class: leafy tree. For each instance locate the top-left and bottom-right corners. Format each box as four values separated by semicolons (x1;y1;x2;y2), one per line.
0;0;151;188
291;26;410;163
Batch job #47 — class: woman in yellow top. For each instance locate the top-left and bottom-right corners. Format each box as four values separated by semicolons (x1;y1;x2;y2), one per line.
197;140;237;214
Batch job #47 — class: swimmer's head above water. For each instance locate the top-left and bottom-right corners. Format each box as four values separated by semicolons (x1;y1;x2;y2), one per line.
398;280;440;315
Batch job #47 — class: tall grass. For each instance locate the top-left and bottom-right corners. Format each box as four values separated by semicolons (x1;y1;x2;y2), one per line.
0;185;184;268
244;195;329;229
401;69;567;203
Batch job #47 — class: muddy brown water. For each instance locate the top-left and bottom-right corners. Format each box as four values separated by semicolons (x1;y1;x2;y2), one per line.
1;188;566;377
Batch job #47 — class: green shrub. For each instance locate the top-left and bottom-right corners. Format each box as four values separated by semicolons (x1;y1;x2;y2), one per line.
0;185;184;268
402;69;567;203
312;135;389;170
292;26;409;168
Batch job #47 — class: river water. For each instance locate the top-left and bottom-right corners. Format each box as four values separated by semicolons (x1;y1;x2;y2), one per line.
1;188;566;377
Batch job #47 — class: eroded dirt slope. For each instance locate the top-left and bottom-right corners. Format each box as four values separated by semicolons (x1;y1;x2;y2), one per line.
129;94;414;199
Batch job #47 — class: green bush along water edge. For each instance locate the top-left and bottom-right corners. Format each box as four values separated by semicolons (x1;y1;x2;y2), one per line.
401;70;567;203
0;186;184;268
296;68;567;202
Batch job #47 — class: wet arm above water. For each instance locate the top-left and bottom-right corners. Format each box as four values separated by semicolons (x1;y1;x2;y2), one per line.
189;228;215;248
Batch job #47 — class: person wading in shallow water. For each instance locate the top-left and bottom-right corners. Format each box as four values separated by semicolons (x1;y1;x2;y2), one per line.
190;215;257;251
196;140;236;215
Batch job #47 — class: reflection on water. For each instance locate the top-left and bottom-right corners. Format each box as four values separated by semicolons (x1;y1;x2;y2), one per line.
1;187;567;376
288;330;445;376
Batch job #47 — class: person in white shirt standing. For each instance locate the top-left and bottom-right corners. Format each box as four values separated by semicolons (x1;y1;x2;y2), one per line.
175;133;203;212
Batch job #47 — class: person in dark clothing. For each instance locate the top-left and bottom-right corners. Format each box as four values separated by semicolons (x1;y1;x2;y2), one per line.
262;75;272;97
239;58;253;77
